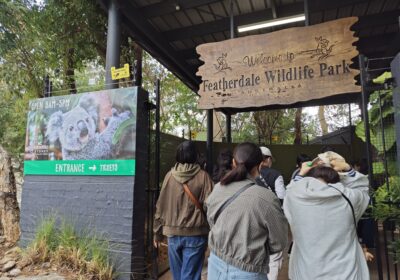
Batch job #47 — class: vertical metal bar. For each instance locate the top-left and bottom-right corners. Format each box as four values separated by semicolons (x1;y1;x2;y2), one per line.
105;0;121;89
226;114;232;143
378;90;397;279
359;55;374;185
359;54;384;280
230;0;234;38
391;228;399;280
207;109;214;175
304;0;310;26
349;103;354;160
225;0;234;143
383;222;391;280
146;91;153;279
378;91;390;193
152;79;161;279
155;80;161;199
43;75;51;98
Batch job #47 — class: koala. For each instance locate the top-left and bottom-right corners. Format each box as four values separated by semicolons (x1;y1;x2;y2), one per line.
46;95;131;160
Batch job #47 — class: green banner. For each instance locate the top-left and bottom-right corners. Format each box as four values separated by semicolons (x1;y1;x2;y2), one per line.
24;160;135;176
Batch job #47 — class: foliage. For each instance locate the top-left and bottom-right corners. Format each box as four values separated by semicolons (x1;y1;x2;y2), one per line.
355;71;400;260
24;216;115;280
141;52;206;137
0;0;108;155
372;177;400;221
244;108;320;145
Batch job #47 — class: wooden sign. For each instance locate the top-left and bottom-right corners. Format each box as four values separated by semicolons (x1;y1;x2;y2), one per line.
111;63;130;80
196;17;360;109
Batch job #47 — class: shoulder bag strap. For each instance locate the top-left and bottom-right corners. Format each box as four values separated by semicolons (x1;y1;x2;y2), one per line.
329;185;358;234
213;182;254;224
182;183;206;217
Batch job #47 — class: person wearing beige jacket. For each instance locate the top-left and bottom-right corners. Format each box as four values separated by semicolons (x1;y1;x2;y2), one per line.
153;141;213;280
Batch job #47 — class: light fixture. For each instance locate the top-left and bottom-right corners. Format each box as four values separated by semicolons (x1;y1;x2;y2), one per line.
238;14;305;33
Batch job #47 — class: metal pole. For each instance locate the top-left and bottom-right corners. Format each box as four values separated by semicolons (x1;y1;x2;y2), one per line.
151;79;160;279
359;55;374;185
105;0;121;89
230;0;234;38
225;0;234;143
377;91;390;193
155;80;161;199
207;109;214;175
348;103;354;160
304;0;310;26
359;54;384;280
43;75;51;98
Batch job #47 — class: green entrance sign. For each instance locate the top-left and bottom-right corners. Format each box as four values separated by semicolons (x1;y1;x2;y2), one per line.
24;160;136;176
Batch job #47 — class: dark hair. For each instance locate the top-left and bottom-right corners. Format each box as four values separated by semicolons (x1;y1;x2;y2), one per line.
197;153;206;170
307;166;340;184
352;158;368;175
296;154;311;167
220;142;263;185
212;149;233;183
176;141;198;164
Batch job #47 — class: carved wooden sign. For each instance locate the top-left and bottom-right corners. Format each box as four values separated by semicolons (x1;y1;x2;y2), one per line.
196;17;360;109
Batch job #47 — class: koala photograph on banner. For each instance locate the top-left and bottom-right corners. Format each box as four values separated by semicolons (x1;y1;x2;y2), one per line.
23;88;137;176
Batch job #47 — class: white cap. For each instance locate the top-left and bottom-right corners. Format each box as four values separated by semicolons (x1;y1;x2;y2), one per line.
260;146;273;158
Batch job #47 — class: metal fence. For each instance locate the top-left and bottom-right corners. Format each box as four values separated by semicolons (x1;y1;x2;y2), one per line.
360;55;399;280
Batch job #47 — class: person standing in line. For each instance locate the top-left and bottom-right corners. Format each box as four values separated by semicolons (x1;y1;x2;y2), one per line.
257;147;286;202
212;148;233;183
284;151;370;280
205;142;288;280
256;146;287;280
153;141;214;280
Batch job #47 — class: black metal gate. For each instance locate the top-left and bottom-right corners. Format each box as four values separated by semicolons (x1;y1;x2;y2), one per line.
359;54;400;280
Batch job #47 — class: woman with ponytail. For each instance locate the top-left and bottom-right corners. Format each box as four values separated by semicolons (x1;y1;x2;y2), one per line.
205;142;288;279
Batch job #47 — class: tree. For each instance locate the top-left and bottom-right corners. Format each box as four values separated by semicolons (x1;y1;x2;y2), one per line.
318;106;328;135
293;108;302;144
0;0;108;154
141;52;205;136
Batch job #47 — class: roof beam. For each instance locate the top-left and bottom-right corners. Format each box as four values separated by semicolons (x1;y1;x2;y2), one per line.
164;2;304;41
139;0;222;18
308;0;368;12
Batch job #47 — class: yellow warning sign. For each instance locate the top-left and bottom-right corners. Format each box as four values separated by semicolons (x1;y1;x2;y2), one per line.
111;64;130;80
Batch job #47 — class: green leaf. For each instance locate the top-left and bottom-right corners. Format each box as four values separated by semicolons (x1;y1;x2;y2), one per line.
373;72;392;84
112;118;135;145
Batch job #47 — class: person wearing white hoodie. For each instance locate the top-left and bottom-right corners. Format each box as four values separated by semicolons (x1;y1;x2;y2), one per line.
283;151;370;280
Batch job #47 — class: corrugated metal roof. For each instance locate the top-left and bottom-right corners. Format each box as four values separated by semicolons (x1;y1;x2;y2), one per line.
99;0;399;107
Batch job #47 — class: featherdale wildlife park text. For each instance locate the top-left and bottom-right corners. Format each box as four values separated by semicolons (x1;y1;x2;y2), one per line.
201;60;351;92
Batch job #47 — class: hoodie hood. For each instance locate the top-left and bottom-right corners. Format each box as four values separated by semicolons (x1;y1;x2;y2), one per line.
286;177;345;204
171;163;201;183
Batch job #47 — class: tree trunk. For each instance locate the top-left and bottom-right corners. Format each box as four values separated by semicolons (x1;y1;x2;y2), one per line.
132;41;143;87
0;146;20;243
294;108;302;144
66;48;77;94
318;106;328;134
